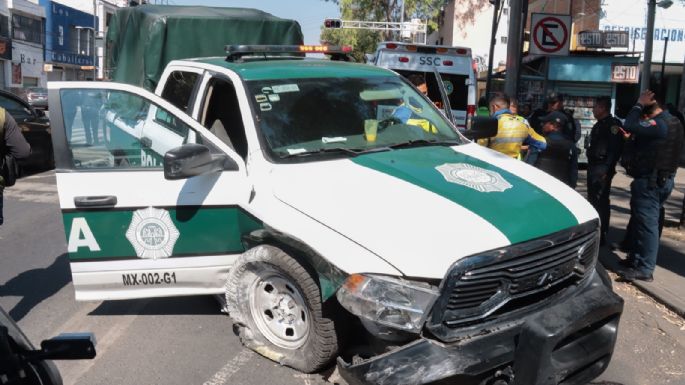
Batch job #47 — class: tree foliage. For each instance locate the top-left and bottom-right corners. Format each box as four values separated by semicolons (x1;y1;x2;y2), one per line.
320;0;490;61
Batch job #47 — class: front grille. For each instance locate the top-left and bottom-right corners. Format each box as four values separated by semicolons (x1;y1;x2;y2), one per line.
431;221;599;330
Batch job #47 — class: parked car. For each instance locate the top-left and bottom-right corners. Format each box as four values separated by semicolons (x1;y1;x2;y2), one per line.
0;89;53;170
25;87;49;110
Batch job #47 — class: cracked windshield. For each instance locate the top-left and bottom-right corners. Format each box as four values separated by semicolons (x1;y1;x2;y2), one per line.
249;76;463;159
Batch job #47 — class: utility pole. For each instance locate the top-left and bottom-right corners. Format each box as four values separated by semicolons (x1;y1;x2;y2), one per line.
504;0;524;98
641;0;656;92
485;0;500;100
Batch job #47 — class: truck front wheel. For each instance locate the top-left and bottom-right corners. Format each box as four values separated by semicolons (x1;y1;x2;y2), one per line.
225;245;338;373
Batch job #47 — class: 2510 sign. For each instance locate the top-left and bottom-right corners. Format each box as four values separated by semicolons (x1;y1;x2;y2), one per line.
611;63;639;83
578;30;629;48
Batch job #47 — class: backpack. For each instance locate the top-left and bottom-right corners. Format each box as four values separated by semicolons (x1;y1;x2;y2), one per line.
0;108;19;188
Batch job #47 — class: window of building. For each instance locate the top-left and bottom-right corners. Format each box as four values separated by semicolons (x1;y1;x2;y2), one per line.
12;14;43;44
501;36;508;44
503;7;509;15
70;26;94;55
0;15;9;38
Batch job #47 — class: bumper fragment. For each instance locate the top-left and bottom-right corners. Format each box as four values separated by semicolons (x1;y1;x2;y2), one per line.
338;271;623;385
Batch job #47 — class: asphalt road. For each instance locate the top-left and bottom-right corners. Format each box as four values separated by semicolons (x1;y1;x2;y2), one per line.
1;170;684;385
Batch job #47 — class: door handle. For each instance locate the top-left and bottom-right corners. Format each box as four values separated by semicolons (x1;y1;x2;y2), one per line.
74;195;118;208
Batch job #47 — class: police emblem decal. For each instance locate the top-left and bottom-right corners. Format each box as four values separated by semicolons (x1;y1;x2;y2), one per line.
435;163;512;193
125;207;180;259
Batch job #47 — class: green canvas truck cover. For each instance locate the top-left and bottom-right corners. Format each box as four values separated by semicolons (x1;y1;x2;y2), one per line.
105;5;304;90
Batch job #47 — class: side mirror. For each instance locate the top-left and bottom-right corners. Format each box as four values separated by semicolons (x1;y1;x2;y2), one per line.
462;116;498;140
164;143;237;180
38;333;97;360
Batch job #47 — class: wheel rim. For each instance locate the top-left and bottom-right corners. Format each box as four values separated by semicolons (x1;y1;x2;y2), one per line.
249;273;311;349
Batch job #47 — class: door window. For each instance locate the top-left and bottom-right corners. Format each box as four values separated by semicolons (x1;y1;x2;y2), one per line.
160;71;199;113
60;88;197;169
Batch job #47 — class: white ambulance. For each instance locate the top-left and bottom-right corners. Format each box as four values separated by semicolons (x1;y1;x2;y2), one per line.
370;41;477;130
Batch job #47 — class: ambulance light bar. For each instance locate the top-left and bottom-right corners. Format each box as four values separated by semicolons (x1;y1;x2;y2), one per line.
381;42;471;56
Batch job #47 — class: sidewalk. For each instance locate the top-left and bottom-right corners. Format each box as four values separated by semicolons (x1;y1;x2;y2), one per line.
577;167;685;317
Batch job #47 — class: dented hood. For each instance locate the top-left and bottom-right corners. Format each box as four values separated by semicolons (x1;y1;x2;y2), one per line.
271;144;597;278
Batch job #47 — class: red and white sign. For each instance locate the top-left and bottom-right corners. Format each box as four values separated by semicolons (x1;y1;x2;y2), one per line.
530;13;571;56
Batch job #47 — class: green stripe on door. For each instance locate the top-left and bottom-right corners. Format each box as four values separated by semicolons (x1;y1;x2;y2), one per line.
351;146;578;244
63;206;262;261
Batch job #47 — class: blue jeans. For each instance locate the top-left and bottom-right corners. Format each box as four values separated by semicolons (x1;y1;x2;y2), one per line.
629;175;675;274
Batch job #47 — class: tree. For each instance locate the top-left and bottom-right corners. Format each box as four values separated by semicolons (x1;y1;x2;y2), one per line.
320;0;490;61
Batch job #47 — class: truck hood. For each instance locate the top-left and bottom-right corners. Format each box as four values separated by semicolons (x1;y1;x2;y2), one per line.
271;143;597;278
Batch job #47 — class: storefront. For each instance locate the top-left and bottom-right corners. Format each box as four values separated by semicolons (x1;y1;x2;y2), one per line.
11;41;44;87
509;53;640;162
42;1;97;81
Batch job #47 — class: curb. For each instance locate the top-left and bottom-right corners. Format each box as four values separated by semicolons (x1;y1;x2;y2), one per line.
631;279;685;318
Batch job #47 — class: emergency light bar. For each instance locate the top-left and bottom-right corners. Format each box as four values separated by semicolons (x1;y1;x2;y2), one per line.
225;44;352;62
381;42;471;56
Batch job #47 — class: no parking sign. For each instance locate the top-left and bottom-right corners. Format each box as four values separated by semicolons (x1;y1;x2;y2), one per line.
530;13;571;56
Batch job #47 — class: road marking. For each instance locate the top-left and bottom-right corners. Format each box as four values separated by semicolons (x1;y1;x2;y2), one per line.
56;300;149;384
203;349;253;385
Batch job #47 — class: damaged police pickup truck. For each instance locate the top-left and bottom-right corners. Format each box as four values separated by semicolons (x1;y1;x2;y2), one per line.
47;44;623;385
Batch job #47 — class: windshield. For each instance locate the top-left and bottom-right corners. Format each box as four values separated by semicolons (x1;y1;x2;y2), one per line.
247;75;464;161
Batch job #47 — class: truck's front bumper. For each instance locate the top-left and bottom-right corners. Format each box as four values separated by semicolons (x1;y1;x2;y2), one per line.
337;270;623;385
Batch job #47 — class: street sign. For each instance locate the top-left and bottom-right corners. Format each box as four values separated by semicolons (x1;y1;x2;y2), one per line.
604;31;629;48
610;63;639;83
577;31;603;48
530;13;571;56
577;30;629;49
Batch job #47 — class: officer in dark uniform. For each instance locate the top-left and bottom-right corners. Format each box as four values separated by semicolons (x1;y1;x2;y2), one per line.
534;111;574;186
619;90;685;282
585;96;624;246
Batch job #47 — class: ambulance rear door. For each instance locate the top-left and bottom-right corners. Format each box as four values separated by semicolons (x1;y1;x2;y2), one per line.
373;43;476;129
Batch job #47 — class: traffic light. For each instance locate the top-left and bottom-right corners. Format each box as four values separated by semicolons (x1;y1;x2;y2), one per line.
324;18;342;29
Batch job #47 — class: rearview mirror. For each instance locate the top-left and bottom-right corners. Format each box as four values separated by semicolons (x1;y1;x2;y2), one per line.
462;116;498;140
164;143;237;180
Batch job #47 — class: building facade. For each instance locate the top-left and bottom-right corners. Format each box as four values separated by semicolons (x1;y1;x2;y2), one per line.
41;0;96;80
40;0;125;80
8;0;46;87
0;1;12;89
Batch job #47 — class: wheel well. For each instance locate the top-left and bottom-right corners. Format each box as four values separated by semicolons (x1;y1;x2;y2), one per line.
241;229;347;303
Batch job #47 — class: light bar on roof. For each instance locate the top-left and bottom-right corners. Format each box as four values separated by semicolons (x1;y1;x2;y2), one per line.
225;44;352;56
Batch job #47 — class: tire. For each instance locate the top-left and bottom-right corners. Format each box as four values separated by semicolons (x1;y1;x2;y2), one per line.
225;245;338;373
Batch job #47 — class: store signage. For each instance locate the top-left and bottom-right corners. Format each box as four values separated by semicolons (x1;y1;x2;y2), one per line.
578;30;629;48
49;51;94;66
530;13;571;56
610;63;639;83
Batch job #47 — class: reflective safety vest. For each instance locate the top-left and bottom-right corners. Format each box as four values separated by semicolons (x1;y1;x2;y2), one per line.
478;113;546;159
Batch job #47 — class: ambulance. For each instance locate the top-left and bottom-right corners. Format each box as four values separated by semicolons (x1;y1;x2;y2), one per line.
370;41;478;130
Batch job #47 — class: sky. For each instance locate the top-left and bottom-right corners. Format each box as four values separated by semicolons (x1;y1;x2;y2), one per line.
173;0;341;44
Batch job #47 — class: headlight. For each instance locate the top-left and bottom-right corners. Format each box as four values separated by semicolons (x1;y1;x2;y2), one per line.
336;274;439;333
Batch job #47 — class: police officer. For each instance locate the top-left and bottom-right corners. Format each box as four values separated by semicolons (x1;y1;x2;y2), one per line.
534;111;575;185
619;90;684;282
586;96;624;246
544;93;581;187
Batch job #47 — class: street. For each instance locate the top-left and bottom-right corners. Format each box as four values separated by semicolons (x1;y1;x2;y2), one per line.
1;169;684;385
